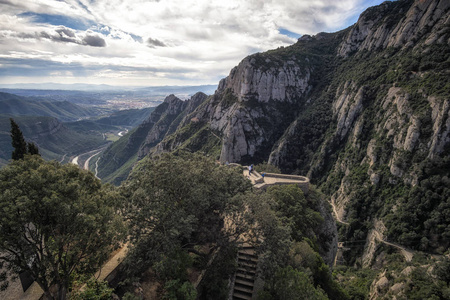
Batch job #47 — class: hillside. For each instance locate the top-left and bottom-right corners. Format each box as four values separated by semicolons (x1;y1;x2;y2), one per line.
0;92;99;121
0;115;108;166
99;0;449;297
65;107;155;133
96;92;208;184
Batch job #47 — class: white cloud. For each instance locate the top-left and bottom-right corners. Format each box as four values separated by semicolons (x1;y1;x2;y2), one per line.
0;0;386;86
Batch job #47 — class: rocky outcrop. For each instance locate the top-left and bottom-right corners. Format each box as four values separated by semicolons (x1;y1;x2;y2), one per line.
97;93;210;182
213;57;312;163
219;57;311;103
138;95;190;159
428;96;450;158
333;82;365;140
153;50;316;163
338;0;450;56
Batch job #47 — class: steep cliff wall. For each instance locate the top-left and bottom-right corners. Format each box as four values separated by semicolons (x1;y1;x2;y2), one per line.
338;0;450;56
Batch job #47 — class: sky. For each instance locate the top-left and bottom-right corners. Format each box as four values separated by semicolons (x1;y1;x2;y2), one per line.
0;0;387;87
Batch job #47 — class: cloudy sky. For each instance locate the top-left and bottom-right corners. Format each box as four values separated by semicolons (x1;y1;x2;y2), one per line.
0;0;386;87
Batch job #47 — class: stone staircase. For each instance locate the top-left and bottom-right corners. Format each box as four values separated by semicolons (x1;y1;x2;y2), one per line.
231;246;258;300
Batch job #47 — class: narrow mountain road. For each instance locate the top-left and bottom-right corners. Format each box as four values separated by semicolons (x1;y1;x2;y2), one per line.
70;145;109;172
59;154;66;163
71;155;79;165
373;229;414;262
330;200;413;262
84;150;102;170
95;156;100;177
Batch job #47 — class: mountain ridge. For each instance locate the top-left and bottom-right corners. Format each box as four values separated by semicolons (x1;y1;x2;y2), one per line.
99;0;449;261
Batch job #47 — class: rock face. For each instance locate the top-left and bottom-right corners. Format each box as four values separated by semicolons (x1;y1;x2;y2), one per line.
153;33;343;163
338;0;450;56
137;95;187;159
219;57;311;103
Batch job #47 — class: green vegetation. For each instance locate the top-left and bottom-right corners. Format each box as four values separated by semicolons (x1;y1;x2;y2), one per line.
70;279;114;300
237;185;345;300
0;155;125;299
0;115;107;167
0;92;98;122
254;162;281;173
9;118;28;160
333;267;376;300
258;266;328;300
119;153;251;298
9;118;40;160
96;126;142;183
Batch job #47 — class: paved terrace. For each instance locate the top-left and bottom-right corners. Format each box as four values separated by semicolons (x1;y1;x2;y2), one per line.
241;166;310;194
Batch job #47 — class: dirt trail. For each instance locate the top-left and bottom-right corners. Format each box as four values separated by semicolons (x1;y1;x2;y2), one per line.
330;198;349;225
373;229;414;262
330;204;413;262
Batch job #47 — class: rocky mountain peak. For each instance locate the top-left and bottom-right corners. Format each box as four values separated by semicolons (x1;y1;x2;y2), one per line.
338;0;449;56
216;54;311;104
163;94;181;104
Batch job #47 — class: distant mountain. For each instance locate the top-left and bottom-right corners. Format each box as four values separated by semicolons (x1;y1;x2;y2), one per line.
0;83;217;94
0;92;98;121
65;107;156;133
0;83;140;91
0;115;108;166
137;85;217;97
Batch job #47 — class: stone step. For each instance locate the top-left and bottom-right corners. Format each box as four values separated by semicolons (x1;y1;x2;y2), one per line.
232;245;258;300
238;252;258;262
233;291;252;300
238;246;256;255
235;278;255;287
237;266;256;275
238;257;257;266
236;272;255;282
234;282;254;294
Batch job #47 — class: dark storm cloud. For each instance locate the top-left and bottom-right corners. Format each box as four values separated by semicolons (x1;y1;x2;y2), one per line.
82;34;106;47
147;37;166;48
24;26;108;47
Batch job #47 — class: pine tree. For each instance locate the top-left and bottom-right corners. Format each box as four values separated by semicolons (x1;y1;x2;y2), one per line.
27;142;40;156
10;118;27;160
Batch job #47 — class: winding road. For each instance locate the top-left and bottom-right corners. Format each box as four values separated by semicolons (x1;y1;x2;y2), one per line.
70;145;108;175
373;229;414;262
330;199;414;262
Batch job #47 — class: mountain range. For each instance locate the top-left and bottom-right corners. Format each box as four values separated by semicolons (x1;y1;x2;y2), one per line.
97;1;449;296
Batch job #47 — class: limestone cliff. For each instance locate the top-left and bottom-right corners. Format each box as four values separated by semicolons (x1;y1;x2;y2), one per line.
152;32;343;163
338;0;450;56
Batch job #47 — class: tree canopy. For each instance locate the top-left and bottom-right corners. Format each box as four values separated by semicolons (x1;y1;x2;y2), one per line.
0;155;125;300
120;152;252;297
